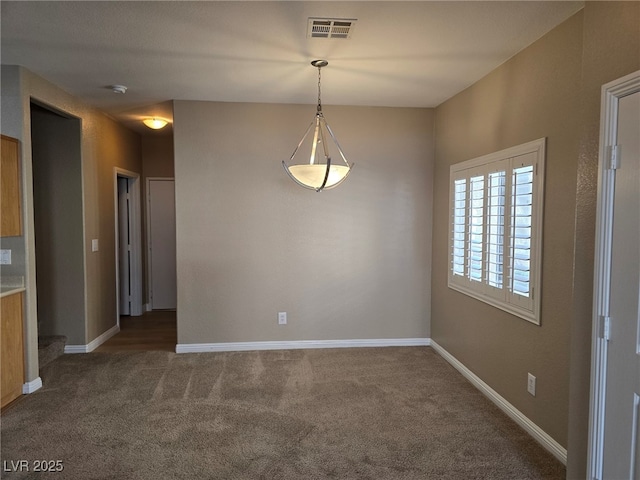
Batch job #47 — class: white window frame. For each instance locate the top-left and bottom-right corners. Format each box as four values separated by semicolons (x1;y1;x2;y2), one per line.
447;138;545;325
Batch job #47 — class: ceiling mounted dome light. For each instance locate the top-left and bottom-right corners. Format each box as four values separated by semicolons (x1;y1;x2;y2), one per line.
283;60;353;192
143;118;168;130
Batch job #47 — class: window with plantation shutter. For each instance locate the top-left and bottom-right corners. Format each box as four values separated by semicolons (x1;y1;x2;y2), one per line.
448;139;545;324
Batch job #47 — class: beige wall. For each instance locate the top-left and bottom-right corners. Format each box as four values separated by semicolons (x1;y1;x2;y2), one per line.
0;66;141;380
89;109;141;341
432;12;584;448
142;135;174;179
141;134;175;305
173;101;433;344
567;2;640;478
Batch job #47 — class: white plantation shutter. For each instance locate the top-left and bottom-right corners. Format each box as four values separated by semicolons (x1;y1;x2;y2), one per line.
468;174;485;283
486;168;506;291
511;166;533;296
451;179;467;277
507;152;538;313
448;139;544;324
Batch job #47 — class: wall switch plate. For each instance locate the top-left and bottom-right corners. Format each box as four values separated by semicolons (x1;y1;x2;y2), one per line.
0;249;11;265
278;312;287;325
527;373;536;396
91;239;99;252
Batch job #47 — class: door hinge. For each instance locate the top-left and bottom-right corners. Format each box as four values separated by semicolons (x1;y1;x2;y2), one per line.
608;145;620;170
599;315;611;341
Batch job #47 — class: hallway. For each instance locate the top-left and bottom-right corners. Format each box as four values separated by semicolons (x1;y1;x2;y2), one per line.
96;311;176;352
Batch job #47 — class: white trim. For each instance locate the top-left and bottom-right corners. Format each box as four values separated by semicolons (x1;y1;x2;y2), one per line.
145;177;175;310
64;324;120;354
176;337;430;354
430;340;567;465
64;344;89;354
113;168;143;321
22;376;42;394
449;138;546;172
144;303;152;312
448;283;538;324
588;69;640;480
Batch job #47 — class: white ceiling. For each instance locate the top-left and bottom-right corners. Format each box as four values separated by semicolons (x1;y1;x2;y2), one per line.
1;1;583;134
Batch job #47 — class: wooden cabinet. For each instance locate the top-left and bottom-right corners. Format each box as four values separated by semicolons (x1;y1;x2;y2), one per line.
1;292;25;408
1;135;22;237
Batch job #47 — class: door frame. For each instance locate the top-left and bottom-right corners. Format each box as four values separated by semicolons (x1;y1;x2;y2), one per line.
588;69;640;479
113;168;143;321
145;177;175;311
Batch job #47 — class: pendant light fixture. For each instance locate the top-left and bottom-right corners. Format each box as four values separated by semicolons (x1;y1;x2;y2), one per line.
283;60;353;192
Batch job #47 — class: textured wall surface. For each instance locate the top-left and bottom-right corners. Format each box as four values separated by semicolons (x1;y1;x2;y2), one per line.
173;101;434;345
432;12;584;448
567;2;640;478
88;111;141;341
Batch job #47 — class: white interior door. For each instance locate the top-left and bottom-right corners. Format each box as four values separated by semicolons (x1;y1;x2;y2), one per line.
148;178;176;310
602;90;640;479
117;176;131;315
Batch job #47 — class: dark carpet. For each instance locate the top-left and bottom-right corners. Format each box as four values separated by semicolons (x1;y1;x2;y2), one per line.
0;347;565;479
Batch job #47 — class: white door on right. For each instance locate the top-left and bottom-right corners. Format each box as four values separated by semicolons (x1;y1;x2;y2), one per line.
148;178;177;310
603;90;640;479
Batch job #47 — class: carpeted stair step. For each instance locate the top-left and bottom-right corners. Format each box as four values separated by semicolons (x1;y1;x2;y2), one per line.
38;335;67;369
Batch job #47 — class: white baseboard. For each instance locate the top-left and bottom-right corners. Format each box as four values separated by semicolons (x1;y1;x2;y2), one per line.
176;337;430;354
22;376;42;394
64;324;120;354
144;303;151;312
430;340;567;465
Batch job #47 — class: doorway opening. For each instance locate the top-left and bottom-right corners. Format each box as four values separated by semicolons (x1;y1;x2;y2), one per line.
103;170;176;353
114;168;143;326
30;101;83;367
100;134;176;353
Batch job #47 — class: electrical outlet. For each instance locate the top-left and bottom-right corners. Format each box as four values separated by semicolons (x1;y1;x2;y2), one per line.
278;312;287;325
91;239;99;252
527;373;536;396
0;249;11;265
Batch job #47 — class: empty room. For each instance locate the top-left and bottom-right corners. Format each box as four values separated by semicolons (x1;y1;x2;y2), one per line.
1;2;639;479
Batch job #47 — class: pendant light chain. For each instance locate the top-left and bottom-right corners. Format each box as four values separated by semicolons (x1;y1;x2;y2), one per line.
317;65;322;112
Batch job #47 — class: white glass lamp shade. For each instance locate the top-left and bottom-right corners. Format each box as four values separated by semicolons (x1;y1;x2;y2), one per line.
287;164;351;190
283;112;353;192
143;118;168;130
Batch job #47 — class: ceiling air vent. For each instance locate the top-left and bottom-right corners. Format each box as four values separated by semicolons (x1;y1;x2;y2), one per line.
307;18;357;39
